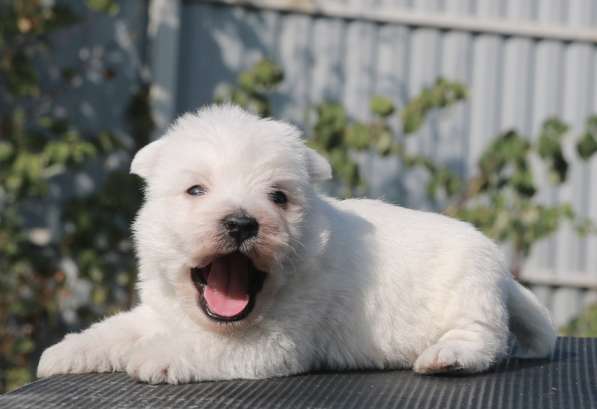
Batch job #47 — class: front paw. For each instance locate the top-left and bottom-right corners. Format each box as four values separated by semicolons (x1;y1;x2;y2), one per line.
37;333;114;377
125;337;197;384
413;340;492;374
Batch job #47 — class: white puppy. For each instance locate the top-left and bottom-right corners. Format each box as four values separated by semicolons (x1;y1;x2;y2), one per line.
38;105;556;384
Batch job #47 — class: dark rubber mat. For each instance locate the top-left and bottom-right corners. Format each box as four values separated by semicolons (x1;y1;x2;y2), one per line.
2;337;596;409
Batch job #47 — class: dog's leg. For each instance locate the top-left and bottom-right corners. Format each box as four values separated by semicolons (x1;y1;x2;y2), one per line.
413;322;508;374
37;305;160;377
125;332;308;384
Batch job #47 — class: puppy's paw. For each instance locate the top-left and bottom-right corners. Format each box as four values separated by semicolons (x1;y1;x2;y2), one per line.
125;337;197;384
37;333;114;377
413;341;492;374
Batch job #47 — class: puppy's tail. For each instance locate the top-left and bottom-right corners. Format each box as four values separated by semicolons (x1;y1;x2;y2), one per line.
507;280;557;358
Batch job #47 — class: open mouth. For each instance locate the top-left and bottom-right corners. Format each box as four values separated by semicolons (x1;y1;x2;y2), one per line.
191;252;266;322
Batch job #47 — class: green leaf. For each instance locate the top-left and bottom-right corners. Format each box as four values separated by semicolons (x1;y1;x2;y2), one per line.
313;103;348;149
444;173;462;197
376;130;394;156
550;151;569;183
345;123;371;150
536;118;570;184
14;338;34;354
402;111;423;134
6;368;31;393
577;132;597;159
511;170;536;197
86;0;120;15
252;59;284;88
238;59;283;93
0;142;14;161
370;96;395;118
400;78;467;135
238;72;255;92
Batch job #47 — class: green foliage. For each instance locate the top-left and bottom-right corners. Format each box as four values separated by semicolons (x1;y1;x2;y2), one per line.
537;118;569;183
401;78;467;134
370;96;395;118
577;116;597;160
306;78;467;196
309;103;363;194
86;0;119;15
215;59;283;117
0;1;151;392
446;118;597;271
219;60;597;276
560;303;597;337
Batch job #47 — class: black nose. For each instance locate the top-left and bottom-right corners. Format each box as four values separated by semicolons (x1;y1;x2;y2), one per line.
222;214;259;244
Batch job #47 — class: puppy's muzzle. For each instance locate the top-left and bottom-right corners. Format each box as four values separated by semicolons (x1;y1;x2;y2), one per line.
222;213;259;245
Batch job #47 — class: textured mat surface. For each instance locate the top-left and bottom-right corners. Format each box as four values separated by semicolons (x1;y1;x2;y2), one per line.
2;337;596;409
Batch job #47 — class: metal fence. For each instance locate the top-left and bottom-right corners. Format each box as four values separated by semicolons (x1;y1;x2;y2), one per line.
148;0;597;327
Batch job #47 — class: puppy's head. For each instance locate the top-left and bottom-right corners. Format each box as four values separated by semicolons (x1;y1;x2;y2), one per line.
131;105;331;331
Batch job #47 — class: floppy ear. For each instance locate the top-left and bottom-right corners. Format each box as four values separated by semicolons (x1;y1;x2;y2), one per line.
130;139;166;179
306;147;332;182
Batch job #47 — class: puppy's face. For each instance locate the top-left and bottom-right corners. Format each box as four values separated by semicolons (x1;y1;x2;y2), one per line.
131;106;331;332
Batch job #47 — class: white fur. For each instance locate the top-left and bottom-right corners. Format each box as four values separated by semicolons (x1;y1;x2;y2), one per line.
38;105;556;383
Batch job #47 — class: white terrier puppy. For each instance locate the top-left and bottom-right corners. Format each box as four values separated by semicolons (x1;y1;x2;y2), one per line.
38;105;556;384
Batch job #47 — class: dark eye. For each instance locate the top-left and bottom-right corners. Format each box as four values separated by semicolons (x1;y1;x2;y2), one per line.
186;185;206;196
270;190;288;206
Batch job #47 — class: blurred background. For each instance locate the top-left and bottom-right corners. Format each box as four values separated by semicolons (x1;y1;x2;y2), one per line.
1;0;597;392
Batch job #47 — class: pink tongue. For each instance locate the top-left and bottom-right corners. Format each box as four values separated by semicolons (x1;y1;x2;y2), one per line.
204;253;250;317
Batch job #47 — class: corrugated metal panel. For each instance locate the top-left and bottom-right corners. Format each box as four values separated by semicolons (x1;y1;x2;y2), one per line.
176;0;597;326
